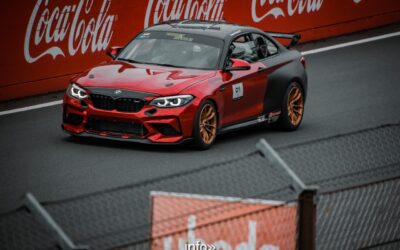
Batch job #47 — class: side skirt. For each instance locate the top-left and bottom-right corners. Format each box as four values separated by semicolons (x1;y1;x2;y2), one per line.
218;111;281;135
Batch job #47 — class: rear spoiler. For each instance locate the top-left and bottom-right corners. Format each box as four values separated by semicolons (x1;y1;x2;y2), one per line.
264;31;301;48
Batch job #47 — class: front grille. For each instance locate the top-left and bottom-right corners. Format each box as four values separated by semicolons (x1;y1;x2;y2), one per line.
90;94;145;112
64;113;83;126
151;123;181;136
86;118;147;136
63;105;83;125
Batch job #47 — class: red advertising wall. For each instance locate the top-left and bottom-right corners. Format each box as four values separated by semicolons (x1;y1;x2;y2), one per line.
1;0;400;101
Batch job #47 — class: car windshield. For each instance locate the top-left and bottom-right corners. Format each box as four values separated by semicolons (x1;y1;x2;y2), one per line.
117;31;223;70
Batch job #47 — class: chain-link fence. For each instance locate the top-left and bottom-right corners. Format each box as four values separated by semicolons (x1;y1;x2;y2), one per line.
0;123;399;250
0;146;301;250
317;177;400;250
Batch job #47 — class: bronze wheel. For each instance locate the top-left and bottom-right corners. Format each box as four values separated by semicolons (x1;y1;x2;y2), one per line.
287;86;304;126
199;103;217;145
193;100;218;149
276;82;305;131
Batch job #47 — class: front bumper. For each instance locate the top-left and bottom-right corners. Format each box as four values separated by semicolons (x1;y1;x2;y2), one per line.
62;94;197;144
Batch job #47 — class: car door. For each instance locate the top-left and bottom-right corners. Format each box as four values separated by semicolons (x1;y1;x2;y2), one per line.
220;34;269;126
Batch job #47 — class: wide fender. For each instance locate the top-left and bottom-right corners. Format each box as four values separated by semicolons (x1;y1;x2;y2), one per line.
263;51;307;114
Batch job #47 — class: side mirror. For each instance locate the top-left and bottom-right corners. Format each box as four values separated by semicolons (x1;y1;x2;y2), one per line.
225;58;251;71
106;46;123;59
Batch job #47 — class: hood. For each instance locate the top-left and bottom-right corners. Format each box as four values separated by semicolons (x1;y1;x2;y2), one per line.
74;61;216;96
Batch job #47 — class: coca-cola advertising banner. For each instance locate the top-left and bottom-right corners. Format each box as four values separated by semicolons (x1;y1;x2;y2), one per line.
1;0;400;101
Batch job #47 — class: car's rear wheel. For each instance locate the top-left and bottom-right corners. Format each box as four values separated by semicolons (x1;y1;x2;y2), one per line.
193;100;217;150
277;82;304;131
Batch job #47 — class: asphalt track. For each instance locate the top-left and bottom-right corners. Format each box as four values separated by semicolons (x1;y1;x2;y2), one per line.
1;28;400;215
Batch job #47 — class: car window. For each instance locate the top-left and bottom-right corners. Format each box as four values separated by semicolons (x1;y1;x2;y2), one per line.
267;38;278;55
117;31;223;70
252;33;279;60
229;34;259;63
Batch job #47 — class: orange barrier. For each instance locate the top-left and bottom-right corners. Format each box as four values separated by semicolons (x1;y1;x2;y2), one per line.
1;0;399;101
150;192;297;250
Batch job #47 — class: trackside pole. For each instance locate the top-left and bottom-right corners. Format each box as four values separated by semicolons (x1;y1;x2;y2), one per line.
256;139;318;250
23;192;89;250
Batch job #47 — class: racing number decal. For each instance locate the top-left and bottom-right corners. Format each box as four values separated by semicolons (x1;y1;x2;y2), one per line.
232;83;243;100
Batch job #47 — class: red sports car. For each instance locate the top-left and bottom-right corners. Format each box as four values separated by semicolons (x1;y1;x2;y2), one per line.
62;20;307;149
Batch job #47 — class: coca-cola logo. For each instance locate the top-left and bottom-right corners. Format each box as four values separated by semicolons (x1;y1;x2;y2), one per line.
144;0;225;28
24;0;116;63
252;0;363;23
252;0;324;22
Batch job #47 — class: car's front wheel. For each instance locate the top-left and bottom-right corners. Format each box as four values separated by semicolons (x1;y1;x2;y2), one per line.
277;82;305;131
193;100;218;150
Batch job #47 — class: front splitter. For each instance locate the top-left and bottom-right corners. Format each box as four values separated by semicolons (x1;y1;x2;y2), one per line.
62;125;192;145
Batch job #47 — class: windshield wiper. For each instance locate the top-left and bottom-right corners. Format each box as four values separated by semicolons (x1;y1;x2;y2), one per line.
153;63;179;68
148;62;193;69
117;58;144;64
117;59;191;69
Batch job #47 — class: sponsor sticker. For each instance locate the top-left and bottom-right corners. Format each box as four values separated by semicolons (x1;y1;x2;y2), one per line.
166;32;194;42
139;32;151;38
232;83;243;100
258;115;267;123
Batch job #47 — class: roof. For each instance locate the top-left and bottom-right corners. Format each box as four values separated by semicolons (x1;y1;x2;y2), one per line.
145;20;262;40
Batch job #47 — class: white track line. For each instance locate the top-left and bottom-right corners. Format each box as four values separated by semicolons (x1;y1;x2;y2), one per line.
1;31;400;117
301;31;400;55
0;100;62;116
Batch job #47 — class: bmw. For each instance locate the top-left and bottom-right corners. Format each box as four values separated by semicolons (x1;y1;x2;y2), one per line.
62;20;307;149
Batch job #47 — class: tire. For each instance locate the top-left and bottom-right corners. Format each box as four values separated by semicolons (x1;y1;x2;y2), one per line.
276;82;305;131
192;100;218;150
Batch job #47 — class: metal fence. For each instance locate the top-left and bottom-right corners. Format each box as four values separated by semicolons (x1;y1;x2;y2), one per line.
0;144;302;250
0;123;399;250
317;177;400;250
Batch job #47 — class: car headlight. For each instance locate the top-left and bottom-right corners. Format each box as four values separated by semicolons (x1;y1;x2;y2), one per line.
68;83;88;99
150;95;194;108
